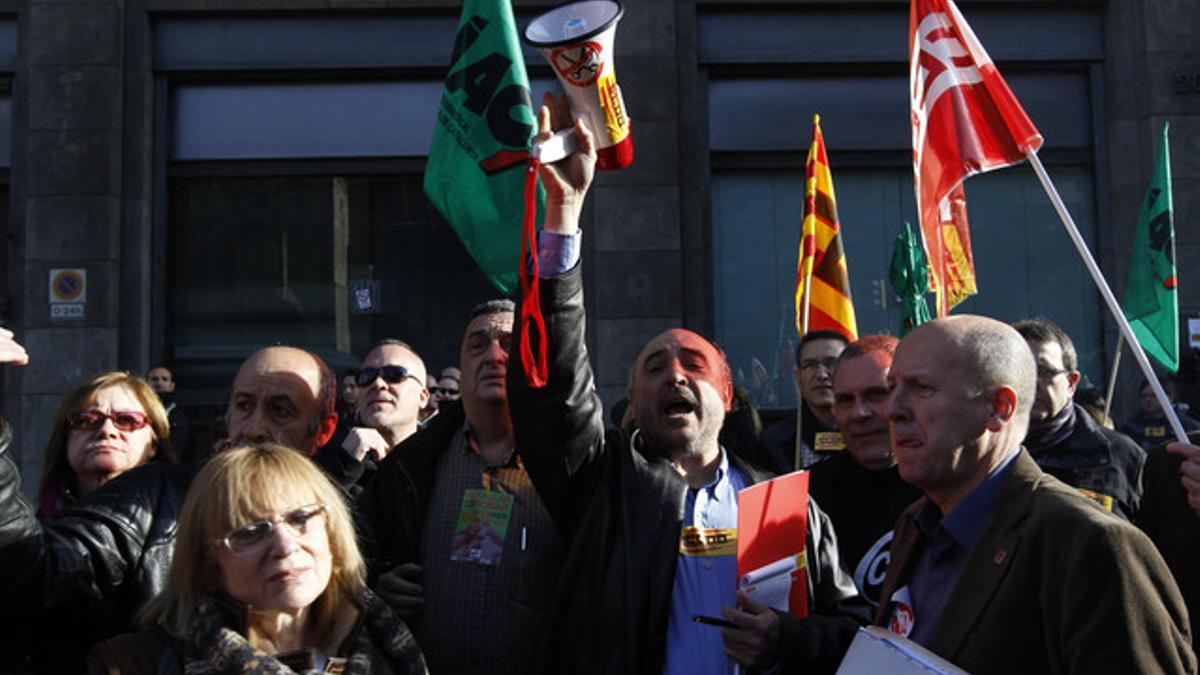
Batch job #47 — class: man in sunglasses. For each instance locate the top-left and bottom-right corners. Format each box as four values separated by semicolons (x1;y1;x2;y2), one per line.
433;366;461;403
355;300;565;675
0;340;343;672
317;340;429;496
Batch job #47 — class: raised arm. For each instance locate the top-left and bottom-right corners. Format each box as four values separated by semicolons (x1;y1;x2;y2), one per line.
508;93;605;536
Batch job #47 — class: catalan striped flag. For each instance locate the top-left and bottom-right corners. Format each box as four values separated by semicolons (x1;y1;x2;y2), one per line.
795;115;858;341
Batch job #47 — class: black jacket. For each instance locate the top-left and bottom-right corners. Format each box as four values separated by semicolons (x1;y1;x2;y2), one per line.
355;400;466;577
508;267;867;675
0;417;197;673
1028;404;1146;521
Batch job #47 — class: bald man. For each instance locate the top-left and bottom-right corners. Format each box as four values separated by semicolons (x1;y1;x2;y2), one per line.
316;340;428;497
506;97;867;675
873;316;1193;674
0;342;340;672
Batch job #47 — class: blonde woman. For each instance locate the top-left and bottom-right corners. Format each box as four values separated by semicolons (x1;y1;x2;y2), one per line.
89;443;426;675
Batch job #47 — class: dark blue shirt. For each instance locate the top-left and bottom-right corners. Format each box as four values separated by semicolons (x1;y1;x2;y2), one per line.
907;450;1019;645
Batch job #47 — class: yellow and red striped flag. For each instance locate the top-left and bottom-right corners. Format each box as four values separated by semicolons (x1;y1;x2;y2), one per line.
795;115;857;341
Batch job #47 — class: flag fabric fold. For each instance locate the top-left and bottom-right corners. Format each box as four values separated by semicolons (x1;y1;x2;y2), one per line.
889;221;932;337
909;0;1043;315
424;0;543;294
795;115;857;341
1123;123;1178;372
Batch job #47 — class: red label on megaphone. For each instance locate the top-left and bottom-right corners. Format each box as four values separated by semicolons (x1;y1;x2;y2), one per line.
551;42;605;86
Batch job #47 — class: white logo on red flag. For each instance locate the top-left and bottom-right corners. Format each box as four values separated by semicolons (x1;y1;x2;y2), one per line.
909;0;1042;315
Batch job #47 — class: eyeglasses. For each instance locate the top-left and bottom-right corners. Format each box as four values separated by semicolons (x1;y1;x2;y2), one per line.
67;410;150;432
1036;366;1069;381
214;503;327;555
430;386;460;396
356;365;422;388
799;357;839;373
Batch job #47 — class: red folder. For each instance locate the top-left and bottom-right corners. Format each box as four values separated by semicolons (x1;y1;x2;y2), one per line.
737;470;810;617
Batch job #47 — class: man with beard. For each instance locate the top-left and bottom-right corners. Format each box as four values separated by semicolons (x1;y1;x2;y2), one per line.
507;96;867;675
808;335;921;608
1013;318;1145;520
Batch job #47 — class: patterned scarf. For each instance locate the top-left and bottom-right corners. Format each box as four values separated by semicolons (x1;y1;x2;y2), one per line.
182;590;426;675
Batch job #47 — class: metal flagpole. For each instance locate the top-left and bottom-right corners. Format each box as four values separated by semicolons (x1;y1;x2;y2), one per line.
1025;148;1187;444
1103;334;1123;424
795;265;813;471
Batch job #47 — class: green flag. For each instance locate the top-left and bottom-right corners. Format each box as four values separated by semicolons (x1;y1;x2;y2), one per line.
1123;123;1178;372
424;0;543;293
889;221;932;337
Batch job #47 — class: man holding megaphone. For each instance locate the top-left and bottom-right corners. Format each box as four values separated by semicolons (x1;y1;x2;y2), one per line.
508;86;870;674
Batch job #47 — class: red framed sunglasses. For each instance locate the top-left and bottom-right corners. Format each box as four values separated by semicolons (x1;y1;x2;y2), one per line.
67;410;150;432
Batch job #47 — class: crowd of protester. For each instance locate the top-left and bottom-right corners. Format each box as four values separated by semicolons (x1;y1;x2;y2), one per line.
0;99;1197;674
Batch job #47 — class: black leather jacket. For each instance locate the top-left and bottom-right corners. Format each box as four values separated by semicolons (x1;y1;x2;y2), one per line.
355;399;467;578
0;416;197;672
508;267;868;675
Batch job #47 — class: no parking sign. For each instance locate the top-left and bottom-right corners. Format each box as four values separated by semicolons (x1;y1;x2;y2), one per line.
49;268;86;319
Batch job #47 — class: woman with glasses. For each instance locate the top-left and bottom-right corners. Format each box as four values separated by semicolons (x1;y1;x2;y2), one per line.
37;371;173;518
88;442;427;675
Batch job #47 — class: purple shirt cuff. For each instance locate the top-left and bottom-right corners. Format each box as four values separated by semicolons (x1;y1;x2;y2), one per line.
537;230;581;278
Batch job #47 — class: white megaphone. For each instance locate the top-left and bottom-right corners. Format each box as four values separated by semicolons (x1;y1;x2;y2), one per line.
524;0;632;171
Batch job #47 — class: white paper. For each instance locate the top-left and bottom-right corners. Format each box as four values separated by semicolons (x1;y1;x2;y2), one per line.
738;554;800;611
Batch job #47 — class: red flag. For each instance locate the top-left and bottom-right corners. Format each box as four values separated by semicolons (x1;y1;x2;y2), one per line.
910;0;1042;315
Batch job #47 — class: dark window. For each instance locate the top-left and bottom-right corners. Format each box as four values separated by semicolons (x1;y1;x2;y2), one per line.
168;173;499;405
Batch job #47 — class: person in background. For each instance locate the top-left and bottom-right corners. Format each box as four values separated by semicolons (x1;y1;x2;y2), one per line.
808;335;922;608
1122;377;1200;451
338;368;361;426
1138;438;1200;658
432;367;461;405
1013;318;1145;521
419;374;440;424
88;442;427;674
759;330;849;470
148;365;195;462
38;371;173;518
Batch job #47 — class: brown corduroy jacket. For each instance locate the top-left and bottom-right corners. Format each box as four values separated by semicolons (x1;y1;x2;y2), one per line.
873;449;1196;675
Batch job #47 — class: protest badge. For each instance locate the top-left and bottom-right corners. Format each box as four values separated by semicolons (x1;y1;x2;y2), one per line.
815;431;846;451
450;488;514;566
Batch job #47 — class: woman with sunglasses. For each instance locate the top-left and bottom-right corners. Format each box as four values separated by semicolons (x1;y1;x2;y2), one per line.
89;442;427;675
37;371;173;518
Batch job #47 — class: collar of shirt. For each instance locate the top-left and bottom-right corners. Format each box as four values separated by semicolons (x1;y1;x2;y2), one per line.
686;446;731;499
916;449;1020;553
460;423;518;469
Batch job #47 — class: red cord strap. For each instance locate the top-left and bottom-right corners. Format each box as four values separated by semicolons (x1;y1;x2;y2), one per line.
518;158;549;388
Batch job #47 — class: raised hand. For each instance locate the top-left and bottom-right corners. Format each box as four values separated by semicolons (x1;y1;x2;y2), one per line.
535;91;596;235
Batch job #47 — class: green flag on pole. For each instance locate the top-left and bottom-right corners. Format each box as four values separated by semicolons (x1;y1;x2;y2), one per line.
424;0;543;294
1123;123;1178;372
889;221;932;337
